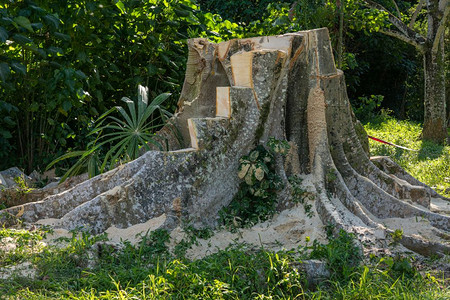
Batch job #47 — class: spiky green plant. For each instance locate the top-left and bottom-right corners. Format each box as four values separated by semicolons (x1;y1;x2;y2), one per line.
47;86;171;181
90;85;171;172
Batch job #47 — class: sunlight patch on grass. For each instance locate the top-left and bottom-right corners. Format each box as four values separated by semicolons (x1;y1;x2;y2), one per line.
365;117;450;197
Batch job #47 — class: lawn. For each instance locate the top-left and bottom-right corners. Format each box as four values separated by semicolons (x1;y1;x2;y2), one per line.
0;117;449;299
365;116;450;198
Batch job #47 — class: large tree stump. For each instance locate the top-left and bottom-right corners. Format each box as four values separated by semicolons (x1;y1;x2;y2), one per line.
1;29;449;256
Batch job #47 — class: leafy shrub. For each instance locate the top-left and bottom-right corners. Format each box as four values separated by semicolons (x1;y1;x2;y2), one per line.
197;0;296;25
0;101;18;163
351;94;384;122
310;228;362;282
47;86;171;181
220;138;290;229
0;0;242;173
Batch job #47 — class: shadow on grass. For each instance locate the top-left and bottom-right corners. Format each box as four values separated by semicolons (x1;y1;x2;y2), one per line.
362;115;390;130
418;140;445;161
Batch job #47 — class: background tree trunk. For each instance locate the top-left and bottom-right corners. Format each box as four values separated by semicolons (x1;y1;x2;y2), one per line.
422;0;448;142
423;42;447;142
363;0;449;143
336;0;344;69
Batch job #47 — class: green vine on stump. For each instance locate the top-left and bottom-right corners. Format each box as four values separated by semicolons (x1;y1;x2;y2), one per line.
220;138;290;230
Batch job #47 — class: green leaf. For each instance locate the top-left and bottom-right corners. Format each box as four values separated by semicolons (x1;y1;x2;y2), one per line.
75;70;87;79
46;150;86;170
31;23;43;31
14;16;33;32
3;116;15;126
89;107;99;116
36;48;46;58
166;20;180;27
87;155;99;178
249;150;259;161
174;9;190;17
179;3;194;11
0;130;12;139
29;5;46;14
30;102;39;112
53;32;71;41
62;100;72;112
48;46;63;56
12;33;33;44
0;62;10;82
238;163;250;179
147;64;157;76
0;26;8;43
58;107;68;116
10;62;26;75
159;53;170;65
138;92;171;127
96;90;103;101
119;97;137;127
115;0;126;14
43;14;60;29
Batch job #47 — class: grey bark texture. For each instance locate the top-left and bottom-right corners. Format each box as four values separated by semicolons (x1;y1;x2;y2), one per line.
1;29;449;256
422;0;448;142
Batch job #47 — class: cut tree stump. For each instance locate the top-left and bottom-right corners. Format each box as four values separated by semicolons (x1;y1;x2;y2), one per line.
1;29;449;256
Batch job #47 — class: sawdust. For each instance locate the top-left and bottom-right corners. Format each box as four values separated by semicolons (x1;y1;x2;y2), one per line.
16;177;326;262
104;214;167;244
0;262;36;280
375;198;450;244
380;217;445;243
29;196;448;261
182;203;327;260
430;197;450;215
0;236;16;252
30;175;327;261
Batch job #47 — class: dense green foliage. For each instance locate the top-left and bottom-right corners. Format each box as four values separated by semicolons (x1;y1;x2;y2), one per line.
46;86;172;181
0;0;447;190
197;0;295;25
0;0;240;173
198;0;438;122
0;225;448;299
220;138;290;229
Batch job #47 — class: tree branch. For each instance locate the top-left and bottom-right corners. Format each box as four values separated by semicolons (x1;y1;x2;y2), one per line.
363;0;427;46
379;28;425;52
391;0;402;18
432;1;449;53
409;0;425;29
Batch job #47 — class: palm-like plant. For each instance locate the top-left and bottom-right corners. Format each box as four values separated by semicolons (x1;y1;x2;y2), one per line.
92;85;171;171
47;86;171;181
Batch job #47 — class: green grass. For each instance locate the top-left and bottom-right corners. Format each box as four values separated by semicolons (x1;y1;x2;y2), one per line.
0;226;448;299
364;116;450;197
0;117;449;299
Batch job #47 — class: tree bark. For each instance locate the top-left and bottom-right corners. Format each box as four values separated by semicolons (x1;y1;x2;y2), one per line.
1;29;448;257
423;40;447;142
422;0;448;142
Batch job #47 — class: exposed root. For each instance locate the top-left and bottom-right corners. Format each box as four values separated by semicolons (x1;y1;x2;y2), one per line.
1;29;448;257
